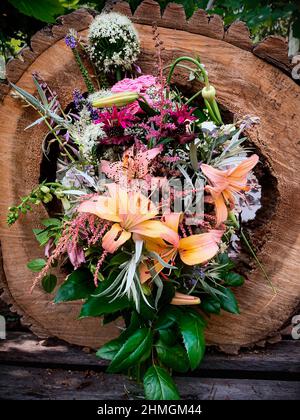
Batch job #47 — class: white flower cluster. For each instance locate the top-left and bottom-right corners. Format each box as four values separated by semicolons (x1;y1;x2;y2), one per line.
88;12;140;72
74;106;106;159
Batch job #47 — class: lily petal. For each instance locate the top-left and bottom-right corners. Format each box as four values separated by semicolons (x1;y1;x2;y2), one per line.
131;220;179;247
206;186;228;226
102;223;131;253
78;196;121;223
178;229;223;265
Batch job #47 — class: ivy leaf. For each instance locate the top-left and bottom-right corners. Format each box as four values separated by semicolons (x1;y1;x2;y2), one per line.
218;288;240;314
27;258;46;272
201;296;221;314
155;339;189;373
178;314;206;370
8;0;65;23
223;272;245;287
54;268;95;303
107;328;152;373
41;274;57;293
143;365;180;400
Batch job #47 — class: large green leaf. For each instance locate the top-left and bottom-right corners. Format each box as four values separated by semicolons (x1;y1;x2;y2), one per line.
178;314;205;370
223;272;245;287
155;306;182;330
108;328;152;373
201;296;221;314
8;0;65;23
96;338;124;361
143;365;180;400
218;288;240;314
155;340;189;373
79;294;130;318
54;268;95;303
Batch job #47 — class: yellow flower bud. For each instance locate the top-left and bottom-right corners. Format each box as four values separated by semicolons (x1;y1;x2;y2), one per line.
201;85;216;101
92;91;139;108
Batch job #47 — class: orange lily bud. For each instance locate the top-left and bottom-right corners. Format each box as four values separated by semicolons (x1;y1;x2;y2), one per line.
171;291;201;306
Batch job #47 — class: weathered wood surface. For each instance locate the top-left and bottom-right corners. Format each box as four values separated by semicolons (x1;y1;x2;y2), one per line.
0;4;299;351
0;332;299;400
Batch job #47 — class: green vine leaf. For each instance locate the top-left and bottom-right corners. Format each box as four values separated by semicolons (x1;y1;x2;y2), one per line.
218;288;240;314
54;268;95;303
155;339;189;373
41;274;57;293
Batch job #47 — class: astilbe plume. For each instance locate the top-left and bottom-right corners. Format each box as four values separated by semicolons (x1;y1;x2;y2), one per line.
31;209;111;292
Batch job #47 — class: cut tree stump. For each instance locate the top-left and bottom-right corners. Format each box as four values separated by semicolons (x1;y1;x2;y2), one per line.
0;3;299;352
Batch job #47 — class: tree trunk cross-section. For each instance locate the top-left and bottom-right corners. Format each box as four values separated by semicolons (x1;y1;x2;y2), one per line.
0;4;299;352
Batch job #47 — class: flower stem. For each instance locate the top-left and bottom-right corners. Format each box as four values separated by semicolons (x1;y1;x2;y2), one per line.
228;211;276;294
189;140;199;172
72;48;95;94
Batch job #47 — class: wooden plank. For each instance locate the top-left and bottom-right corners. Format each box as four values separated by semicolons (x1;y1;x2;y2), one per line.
1;332;299;376
0;364;298;400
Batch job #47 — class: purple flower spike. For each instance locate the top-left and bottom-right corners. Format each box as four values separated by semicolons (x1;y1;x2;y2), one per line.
65;34;77;49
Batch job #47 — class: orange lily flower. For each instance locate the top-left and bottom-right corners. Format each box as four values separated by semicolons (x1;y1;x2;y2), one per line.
78;184;178;254
201;154;259;226
171;291;200;305
144;213;223;268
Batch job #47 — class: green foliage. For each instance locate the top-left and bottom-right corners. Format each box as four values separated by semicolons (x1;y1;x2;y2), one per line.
223;272;244;287
8;0;66;23
218;288;240;314
41;274;57;293
178;312;206;370
155;339;189;373
143;365;180;400
96;337;124;361
54;268;95;303
27;258;46;272
107;328;152;372
201;295;221;314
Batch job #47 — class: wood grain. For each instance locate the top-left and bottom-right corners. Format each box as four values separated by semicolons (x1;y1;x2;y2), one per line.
0;5;299;350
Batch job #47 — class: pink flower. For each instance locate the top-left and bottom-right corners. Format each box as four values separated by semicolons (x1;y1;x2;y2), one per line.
67;242;86;269
170;104;197;124
111;75;158;114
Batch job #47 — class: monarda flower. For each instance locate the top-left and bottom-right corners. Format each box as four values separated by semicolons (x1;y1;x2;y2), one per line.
95;106;136;145
201;154;259;225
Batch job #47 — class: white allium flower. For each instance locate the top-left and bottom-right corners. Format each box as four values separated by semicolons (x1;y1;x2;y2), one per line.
88;12;140;72
77;123;106;159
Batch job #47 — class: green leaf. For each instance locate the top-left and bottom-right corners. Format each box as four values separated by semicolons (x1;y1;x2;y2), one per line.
96;337;124;361
223;272;245;287
155;306;182;330
27;258;46;272
108;328;152;373
178;314;206;370
33;228;51;246
41;274;57;293
143;366;180;400
80;294;130;318
201;296;221;314
137;99;158;116
219;288;240;314
41;218;61;227
54;268;95;303
105;252;130;268
159;328;178;346
218;253;235;271
8;0;65;23
156;340;189;373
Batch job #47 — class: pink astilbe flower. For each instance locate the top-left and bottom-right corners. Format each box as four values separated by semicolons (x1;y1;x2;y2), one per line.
31;211;111;292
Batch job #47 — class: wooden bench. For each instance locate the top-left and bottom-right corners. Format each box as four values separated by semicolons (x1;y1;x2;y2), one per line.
0;331;299;400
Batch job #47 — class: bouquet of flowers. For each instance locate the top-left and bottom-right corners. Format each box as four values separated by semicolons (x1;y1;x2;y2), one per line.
7;12;265;400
